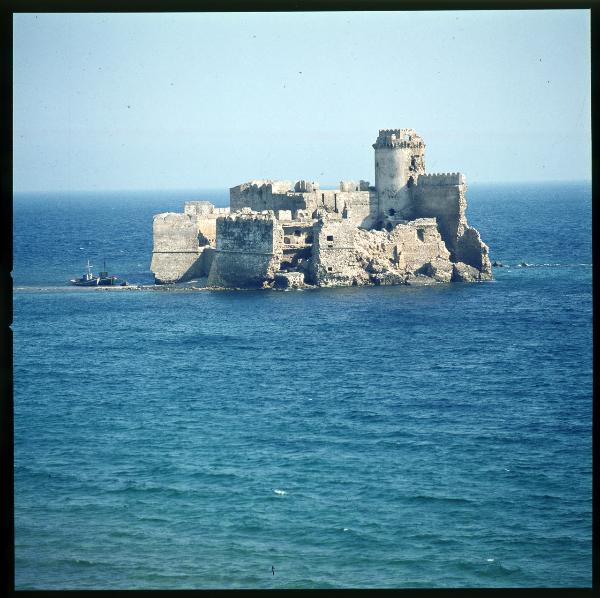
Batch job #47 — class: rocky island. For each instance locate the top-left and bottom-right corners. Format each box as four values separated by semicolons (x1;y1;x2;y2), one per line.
150;128;492;289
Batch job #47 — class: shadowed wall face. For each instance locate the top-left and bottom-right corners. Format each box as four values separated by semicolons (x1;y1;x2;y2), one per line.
207;216;283;288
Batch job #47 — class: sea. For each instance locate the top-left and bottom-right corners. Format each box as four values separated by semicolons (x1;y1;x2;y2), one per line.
12;181;592;589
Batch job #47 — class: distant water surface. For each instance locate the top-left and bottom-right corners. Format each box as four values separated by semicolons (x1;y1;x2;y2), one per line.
13;182;592;588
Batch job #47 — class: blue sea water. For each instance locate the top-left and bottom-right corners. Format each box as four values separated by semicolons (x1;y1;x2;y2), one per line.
12;182;592;589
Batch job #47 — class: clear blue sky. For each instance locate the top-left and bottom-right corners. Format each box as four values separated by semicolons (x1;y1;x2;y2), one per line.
13;10;591;192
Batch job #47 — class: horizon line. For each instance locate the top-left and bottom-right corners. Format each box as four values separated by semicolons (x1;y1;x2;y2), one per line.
12;179;593;196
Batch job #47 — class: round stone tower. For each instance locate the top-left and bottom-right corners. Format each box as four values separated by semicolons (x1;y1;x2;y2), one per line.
373;128;426;220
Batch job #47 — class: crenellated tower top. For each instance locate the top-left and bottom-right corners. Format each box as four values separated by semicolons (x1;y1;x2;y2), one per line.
372;128;425;150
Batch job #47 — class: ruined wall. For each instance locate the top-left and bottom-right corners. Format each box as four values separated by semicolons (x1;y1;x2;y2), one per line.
207;212;284;288
230;180;297;212
280;222;313;270
309;217;364;286
183;201;230;245
150;213;203;283
411;173;467;258
412;173;491;277
312;189;377;228
391;218;451;272
231;180;379;230
353;219;452;284
456;227;492;278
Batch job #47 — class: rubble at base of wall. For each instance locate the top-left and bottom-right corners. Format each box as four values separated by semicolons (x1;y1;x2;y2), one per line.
452;261;492;282
274;272;306;289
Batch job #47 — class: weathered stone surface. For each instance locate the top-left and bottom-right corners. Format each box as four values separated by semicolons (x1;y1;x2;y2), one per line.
456;226;492;277
418;258;454;283
406;272;436;285
150;213;202;283
452;261;482;282
150;127;492;288
370;271;407;285
206;212;283;289
274;271;305;289
309;217;365;287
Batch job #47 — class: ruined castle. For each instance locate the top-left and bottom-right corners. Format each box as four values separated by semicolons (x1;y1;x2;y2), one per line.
150;129;492;288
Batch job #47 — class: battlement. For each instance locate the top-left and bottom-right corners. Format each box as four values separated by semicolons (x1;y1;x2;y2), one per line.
294;180;319;193
373;128;425;150
153;212;196;225
184;202;231;217
418;172;465;186
223;207;278;222
232;180;293;194
184;201;214;216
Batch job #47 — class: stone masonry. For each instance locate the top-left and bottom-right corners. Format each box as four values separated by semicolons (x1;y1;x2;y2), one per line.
150;128;492;288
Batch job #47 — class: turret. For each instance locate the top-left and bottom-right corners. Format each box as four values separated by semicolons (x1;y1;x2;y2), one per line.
373;128;426;219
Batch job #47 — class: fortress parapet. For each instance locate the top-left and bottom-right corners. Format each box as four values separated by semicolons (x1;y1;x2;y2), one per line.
372;128;425;149
339;180;370;192
150;212;206;284
294;180;319;192
184;201;214;216
417;173;466;186
206;209;284;288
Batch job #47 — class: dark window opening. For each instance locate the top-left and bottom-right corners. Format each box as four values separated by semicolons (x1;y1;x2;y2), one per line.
327;266;333;272
388;208;396;216
407;176;415;188
326;235;334;242
322;193;325;204
306;234;313;244
417;229;425;242
385;222;393;232
294;229;301;237
284;236;290;244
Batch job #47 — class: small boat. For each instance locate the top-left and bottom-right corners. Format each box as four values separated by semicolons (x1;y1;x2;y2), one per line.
70;259;128;287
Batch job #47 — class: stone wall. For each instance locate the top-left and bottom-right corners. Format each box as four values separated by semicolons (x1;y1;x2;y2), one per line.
391;218;451;272
456;226;492;277
411;173;468;257
207;211;284;288
309;217;363;286
353;219;452;284
312;189;377;228
230;180;296;212
150;212;203;283
412;173;491;278
183;202;230;244
416;172;464;187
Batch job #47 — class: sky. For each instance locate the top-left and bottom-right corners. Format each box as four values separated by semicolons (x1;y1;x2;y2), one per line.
13;10;591;192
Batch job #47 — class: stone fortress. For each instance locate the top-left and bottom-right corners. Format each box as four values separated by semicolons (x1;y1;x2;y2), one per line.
150;128;492;289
